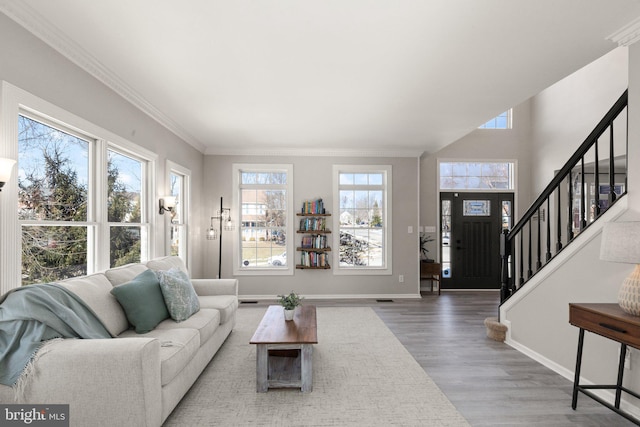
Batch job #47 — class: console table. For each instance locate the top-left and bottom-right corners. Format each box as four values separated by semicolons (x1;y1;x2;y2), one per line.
569;303;640;425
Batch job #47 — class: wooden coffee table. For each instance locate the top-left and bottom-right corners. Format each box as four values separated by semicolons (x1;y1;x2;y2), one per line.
249;305;317;392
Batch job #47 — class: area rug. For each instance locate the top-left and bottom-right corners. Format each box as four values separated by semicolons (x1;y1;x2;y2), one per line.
163;307;469;426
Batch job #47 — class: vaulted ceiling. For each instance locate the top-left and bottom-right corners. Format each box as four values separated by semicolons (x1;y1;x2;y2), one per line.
2;1;640;156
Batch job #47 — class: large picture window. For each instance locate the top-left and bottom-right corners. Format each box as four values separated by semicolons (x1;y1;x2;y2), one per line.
333;165;392;274
233;164;293;275
16;112;153;285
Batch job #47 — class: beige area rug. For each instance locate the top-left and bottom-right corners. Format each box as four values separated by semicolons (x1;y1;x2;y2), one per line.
163;307;470;426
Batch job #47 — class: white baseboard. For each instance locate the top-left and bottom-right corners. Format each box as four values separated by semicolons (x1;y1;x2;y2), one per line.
239;293;423;301
505;328;640;420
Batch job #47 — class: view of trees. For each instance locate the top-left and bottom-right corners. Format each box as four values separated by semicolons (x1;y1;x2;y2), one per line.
18;115;141;285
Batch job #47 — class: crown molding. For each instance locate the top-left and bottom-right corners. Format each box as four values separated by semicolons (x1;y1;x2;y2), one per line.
0;1;206;153
607;16;640;47
205;146;424;158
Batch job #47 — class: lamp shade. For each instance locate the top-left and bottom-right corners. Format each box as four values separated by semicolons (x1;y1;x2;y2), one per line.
162;196;176;209
601;221;640;316
600;222;640;264
0;157;16;182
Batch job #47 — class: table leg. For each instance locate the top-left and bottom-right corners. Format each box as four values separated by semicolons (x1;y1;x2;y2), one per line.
615;343;627;409
301;344;313;392
256;344;268;392
572;328;585;409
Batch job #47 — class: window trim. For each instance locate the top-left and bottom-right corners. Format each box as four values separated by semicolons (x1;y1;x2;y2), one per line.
232;163;294;276
167;160;191;270
332;164;392;276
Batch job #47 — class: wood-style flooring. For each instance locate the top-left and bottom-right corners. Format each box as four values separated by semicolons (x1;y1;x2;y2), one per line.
240;291;636;426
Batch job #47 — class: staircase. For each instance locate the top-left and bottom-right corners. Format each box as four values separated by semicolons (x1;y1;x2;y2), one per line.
500;90;629;305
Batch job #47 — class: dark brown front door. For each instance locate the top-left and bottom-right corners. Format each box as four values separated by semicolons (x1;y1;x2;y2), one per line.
440;192;513;290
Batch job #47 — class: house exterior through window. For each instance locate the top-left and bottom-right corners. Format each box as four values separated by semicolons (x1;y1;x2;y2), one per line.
232;164;294;275
333;165;392;275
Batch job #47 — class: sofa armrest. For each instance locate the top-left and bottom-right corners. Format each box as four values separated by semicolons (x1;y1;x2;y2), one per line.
191;278;238;296
22;338;162;427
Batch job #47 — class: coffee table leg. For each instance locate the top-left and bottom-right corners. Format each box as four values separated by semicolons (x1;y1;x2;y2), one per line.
256;344;268;392
301;344;313;392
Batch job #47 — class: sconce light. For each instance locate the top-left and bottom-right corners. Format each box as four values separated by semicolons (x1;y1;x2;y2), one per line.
159;195;176;215
0;157;17;191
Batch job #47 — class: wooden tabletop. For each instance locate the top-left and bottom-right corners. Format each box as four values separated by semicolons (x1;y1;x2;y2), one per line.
250;305;318;345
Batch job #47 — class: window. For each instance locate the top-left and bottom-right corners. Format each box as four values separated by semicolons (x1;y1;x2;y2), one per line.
333;165;392;274
107;148;148;267
439;161;515;190
168;162;190;266
478;110;512;129
13;100;154;286
232;164;293;275
18;115;90;284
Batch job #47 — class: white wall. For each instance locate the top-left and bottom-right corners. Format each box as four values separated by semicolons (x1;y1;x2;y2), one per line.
0;12;207;281
204;154;420;298
530;47;629;194
419;100;533;257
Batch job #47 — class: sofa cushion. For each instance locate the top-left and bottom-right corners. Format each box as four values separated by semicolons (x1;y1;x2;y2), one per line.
146;256;189;276
155;308;220;345
119;327;199;386
110;269;170;334
105;263;148;286
198;295;238;324
57;273;128;336
155;268;200;322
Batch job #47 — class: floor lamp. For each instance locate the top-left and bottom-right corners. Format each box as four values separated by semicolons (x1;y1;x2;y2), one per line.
206;197;233;278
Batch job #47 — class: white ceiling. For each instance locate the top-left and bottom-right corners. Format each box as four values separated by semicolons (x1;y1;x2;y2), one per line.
2;1;640;156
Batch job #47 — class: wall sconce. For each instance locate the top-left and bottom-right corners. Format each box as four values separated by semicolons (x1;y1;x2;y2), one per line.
159;195;176;215
0;157;17;191
206;197;234;278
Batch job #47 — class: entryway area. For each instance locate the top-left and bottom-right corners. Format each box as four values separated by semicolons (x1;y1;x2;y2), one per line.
440;191;513;290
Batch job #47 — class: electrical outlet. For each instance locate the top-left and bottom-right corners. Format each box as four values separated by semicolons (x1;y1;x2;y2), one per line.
399;275;404;283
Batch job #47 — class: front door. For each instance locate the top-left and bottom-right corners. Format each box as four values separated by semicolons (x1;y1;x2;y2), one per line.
440;192;513;290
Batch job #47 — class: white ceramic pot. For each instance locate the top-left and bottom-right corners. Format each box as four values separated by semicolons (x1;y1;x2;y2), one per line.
284;309;295;321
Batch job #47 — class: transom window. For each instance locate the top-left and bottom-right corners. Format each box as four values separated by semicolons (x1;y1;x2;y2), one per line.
233;164;293;275
333;165;392;274
439;161;515;190
479;110;512;129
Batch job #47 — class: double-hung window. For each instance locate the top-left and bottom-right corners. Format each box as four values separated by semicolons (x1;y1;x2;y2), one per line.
233;164;293;275
333;165;392;275
11;90;154;287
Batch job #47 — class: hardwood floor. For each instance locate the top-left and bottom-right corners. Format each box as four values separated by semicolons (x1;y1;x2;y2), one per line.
240;291;636;426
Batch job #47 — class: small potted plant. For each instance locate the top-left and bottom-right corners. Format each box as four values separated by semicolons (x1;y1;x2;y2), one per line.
277;291;303;321
420;232;435;262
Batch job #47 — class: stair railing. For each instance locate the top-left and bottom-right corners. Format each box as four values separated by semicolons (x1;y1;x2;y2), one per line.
500;90;628;304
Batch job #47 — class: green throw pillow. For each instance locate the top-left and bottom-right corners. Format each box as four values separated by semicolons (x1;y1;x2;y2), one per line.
110;269;170;333
155;268;200;322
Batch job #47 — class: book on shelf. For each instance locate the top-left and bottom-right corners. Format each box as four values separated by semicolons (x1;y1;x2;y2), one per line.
300;235;328;249
299;217;327;232
301;198;326;215
300;250;330;268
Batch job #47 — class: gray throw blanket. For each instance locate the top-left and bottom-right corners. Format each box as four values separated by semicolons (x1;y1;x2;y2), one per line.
0;283;111;386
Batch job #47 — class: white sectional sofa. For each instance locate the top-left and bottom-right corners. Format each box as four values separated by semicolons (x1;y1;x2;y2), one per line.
0;256;238;427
